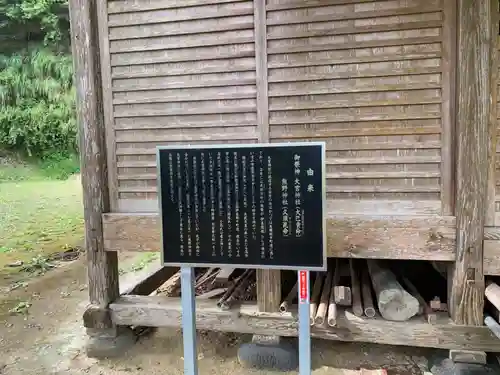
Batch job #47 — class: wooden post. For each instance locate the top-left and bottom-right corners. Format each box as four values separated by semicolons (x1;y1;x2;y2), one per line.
69;0;119;329
449;0;496;326
254;0;281;317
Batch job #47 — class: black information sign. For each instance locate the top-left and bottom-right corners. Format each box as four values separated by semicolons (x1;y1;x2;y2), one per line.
157;143;326;271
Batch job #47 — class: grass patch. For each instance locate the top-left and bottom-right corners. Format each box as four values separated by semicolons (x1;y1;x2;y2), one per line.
119;252;159;275
0;173;83;286
0;152;80;182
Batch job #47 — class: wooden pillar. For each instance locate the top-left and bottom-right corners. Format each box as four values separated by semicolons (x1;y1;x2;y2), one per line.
449;0;496;325
69;0;119;329
254;0;281;313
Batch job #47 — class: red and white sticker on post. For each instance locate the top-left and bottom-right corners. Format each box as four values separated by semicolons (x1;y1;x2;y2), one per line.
299;270;308;304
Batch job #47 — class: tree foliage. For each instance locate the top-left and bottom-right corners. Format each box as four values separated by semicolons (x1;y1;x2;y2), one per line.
0;0;75;158
0;49;76;157
0;0;69;46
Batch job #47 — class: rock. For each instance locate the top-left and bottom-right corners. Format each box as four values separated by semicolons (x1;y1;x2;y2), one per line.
7;261;23;267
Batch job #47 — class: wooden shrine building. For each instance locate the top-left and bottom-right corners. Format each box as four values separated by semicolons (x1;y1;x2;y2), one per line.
70;0;500;359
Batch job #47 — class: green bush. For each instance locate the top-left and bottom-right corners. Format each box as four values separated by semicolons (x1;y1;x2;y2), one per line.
0;48;77;157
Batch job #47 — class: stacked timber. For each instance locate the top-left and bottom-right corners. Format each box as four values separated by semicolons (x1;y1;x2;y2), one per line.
279;259;445;326
156;268;256;307
484;279;500;340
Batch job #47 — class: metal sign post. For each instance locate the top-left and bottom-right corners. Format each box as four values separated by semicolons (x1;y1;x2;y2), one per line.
180;267;198;375
157;143;326;375
298;270;311;375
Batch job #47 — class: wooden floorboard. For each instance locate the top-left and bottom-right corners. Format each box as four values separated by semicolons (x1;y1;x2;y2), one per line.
109;295;500;352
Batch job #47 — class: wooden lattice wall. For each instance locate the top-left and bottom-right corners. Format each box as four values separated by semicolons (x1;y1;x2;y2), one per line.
99;0;455;217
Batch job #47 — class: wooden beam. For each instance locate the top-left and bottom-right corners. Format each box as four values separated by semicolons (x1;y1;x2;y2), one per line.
257;269;281;312
253;0;280;315
441;0;457;215
69;0;119;329
121;266;178;296
483;240;500;275
102;213;456;261
108;296;500;352
449;0;495;325
486;1;499;225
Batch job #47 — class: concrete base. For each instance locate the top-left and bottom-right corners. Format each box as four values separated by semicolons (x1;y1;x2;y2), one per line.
430;358;497;375
85;327;137;359
237;335;298;372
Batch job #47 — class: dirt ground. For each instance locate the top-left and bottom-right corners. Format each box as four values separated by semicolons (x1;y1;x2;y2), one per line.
0;258;442;375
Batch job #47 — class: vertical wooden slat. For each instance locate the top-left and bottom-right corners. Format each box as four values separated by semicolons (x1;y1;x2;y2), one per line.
486;2;499;226
254;0;269;143
69;0;119;323
441;0;457;215
449;0;495;326
254;0;280;313
97;0;119;212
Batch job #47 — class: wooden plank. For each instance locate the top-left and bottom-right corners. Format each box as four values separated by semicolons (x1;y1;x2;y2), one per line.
449;0;494;325
114;140;441;156
268;89;441;111
102;213;455;261
113;99;256;117
267;20;443;41
267;37;443;55
108;0;246;14
113;86;256;104
109;15;254;40
96;0;118;213
110;43;255;66
111;57;256;79
69;0;119;328
108;296;500;352
115;155;441;169
268;74;442;97
268;45;442;69
484;240;500;275
121;266;178;296
268;104;442;125
108;1;254;27
112;71;256;91
113;184;442;195
324;156;441;165
440;0;456;215
266;4;442;26
268;60;442;83
114;170;437;181
254;0;277;315
326;216;455;260
265;0;376;12
115;113;257;130
486;2;499;225
115;127;258;143
116;198;442;215
254;0;268;143
270;119;442;138
110;30;254;53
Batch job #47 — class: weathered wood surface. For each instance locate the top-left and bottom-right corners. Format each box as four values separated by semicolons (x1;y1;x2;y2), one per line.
361;265;376;318
485;281;500;312
350;259;363;317
103;0;449;215
257;269;281;312
69;0;119;330
315;268;333;326
279;280;297;313
449;0;495;326
310;272;325;325
108;296;500;352
121;266;177;296
401;276;436;324
367;260;419;321
102;213;456;261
